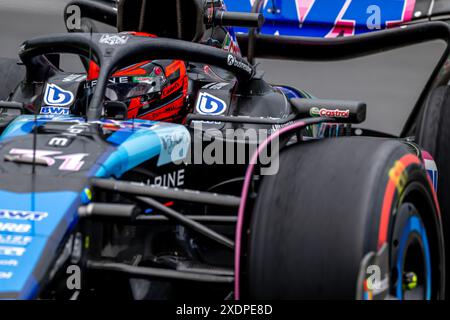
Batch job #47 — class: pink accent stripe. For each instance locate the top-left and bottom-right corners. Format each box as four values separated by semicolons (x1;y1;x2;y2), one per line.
404;0;416;22
325;0;355;38
422;150;433;161
386;0;417;28
296;0;315;23
234;120;306;300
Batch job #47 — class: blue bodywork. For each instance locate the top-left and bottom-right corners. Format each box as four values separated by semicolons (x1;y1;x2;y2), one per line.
224;0;416;37
0;115;190;298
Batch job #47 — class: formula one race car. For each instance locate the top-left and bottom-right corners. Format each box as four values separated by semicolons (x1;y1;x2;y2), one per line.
0;0;448;300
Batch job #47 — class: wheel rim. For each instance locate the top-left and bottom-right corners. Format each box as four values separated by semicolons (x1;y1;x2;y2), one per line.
395;215;432;300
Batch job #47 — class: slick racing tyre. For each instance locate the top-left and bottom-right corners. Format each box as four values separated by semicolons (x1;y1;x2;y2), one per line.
239;137;445;299
416;85;450;295
0;58;25;100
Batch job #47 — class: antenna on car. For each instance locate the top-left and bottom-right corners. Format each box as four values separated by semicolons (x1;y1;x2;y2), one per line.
31;58;52;174
32;94;38;175
86;26;94;121
248;0;265;65
32;55;56;174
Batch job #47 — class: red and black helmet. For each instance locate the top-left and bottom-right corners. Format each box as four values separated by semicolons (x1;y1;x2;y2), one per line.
86;32;189;123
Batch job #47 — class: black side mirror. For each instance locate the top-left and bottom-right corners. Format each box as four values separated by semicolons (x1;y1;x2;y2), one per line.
104;101;128;120
0;101;24;115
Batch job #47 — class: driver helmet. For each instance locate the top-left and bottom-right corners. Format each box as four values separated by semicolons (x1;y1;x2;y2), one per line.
85;32;189;123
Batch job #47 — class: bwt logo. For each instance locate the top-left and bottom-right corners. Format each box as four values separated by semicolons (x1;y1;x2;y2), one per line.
43;84;74;107
40;106;70;116
196;92;228;115
0;209;48;222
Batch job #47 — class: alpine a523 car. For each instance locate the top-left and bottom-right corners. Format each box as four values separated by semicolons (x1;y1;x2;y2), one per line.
0;0;449;300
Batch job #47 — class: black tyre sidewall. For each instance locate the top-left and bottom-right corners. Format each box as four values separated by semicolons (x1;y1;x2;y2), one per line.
241;137;444;299
416;85;450;296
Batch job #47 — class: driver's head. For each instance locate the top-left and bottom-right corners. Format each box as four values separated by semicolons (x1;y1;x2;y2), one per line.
85;32;189;123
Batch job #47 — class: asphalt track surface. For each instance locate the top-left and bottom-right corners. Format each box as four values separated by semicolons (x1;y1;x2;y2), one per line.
0;0;446;135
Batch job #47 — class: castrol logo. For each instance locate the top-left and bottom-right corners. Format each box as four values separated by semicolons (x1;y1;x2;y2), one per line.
310;107;350;118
